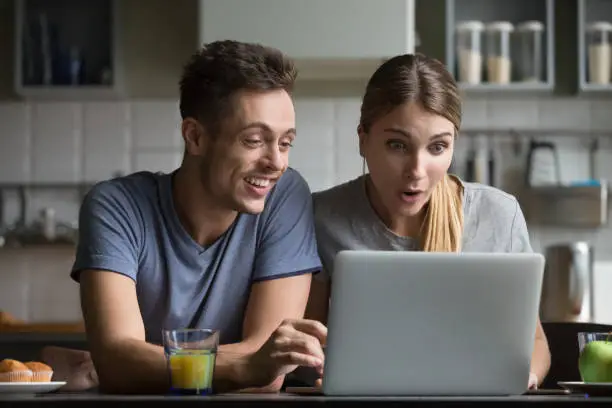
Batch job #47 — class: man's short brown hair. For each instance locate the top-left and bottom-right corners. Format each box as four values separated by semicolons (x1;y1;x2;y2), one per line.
179;40;298;135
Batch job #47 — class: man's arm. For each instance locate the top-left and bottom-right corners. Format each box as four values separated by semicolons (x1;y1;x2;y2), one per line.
80;269;313;394
217;273;313;392
80;270;168;394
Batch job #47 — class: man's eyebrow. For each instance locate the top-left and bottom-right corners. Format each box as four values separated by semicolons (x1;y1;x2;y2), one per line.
240;122;296;136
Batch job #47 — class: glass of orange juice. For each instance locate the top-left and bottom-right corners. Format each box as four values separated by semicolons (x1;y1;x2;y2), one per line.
162;328;219;395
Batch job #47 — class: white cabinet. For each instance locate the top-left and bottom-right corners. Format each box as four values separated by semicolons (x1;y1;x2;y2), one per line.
578;0;612;92
198;0;415;79
445;0;555;92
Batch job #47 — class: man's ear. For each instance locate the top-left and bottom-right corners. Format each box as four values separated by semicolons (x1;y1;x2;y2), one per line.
181;118;209;156
357;125;367;158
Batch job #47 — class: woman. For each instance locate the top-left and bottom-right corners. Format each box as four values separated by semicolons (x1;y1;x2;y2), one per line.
305;53;550;390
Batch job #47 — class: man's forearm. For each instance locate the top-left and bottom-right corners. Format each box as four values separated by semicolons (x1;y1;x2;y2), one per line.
94;339;271;394
94;339;168;394
530;337;551;385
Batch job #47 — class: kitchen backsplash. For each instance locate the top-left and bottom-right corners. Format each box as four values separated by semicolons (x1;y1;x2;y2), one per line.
1;92;612;322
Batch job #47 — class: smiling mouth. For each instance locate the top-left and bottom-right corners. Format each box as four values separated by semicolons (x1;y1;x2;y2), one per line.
244;176;275;188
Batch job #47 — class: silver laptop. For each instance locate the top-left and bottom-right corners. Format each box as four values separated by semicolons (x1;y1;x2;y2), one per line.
322;250;545;396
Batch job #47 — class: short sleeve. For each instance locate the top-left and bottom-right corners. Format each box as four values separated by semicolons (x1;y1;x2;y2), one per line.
253;168;323;282
510;199;533;253
71;181;142;283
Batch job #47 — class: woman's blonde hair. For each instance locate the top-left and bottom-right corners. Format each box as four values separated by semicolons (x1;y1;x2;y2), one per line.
359;53;464;252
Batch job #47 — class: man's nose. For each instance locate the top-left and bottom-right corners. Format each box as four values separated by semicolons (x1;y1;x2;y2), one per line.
265;145;285;171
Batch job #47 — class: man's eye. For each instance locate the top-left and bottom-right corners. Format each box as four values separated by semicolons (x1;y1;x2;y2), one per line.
387;141;406;151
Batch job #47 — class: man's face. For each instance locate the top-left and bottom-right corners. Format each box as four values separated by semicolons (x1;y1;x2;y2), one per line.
186;89;296;214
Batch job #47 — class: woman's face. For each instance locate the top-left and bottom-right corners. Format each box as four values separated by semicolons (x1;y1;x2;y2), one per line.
359;102;456;220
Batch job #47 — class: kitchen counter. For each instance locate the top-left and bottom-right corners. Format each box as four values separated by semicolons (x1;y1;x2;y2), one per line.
0;393;611;408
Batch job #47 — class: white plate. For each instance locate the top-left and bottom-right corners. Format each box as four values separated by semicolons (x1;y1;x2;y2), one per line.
0;382;66;394
558;381;612;396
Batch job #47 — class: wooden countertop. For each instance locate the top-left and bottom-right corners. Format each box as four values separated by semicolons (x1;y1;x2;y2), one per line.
0;311;84;333
0;322;84;333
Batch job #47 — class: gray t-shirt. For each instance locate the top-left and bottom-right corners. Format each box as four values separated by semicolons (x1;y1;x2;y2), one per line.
312;175;532;280
71;168;322;345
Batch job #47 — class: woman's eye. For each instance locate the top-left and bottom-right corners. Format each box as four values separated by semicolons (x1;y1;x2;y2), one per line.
429;143;447;155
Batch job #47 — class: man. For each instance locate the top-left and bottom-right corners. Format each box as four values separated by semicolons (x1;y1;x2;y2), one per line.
45;40;327;394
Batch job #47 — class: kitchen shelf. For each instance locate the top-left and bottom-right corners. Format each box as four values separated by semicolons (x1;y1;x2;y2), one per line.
445;0;555;93
14;86;122;101
578;0;612;92
524;181;609;228
581;83;612;92
0;182;95;190
0;182;94;230
13;0;124;100
459;82;554;92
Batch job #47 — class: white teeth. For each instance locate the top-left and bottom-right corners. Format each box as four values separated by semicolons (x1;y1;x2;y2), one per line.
245;177;270;188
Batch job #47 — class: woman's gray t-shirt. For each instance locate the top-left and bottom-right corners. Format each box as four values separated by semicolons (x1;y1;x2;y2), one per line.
312;175;533;280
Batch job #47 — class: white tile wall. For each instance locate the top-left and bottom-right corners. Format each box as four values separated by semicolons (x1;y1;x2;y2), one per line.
0;103;30;183
31;103;83;183
1;94;612;322
82;102;131;182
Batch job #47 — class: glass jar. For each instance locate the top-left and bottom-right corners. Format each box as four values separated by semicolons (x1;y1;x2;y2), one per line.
586;21;612;85
485;21;514;84
455;21;484;84
515;21;545;82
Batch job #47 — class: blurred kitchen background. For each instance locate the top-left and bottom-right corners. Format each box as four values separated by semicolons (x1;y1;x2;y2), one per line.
0;0;611;340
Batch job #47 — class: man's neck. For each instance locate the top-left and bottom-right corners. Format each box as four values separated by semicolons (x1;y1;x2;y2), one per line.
172;166;238;248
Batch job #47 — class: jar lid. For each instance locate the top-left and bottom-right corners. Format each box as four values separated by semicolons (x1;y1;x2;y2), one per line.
456;21;485;32
485;21;515;32
516;21;545;32
586;21;612;32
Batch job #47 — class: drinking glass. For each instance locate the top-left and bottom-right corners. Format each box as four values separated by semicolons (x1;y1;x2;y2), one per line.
162;328;219;395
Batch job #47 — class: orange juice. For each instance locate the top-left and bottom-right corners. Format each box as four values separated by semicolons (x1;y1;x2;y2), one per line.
168;350;215;394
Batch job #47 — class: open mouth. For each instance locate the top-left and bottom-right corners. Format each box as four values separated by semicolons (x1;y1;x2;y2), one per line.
401;191;423;203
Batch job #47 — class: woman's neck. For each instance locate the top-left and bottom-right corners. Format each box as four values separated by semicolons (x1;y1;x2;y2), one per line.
364;175;426;238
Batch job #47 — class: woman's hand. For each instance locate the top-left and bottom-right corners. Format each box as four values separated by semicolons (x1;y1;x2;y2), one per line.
40;346;99;391
247;319;327;387
528;372;539;390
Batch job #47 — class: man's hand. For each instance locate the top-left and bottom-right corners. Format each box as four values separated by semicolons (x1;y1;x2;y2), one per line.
246;319;327;387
